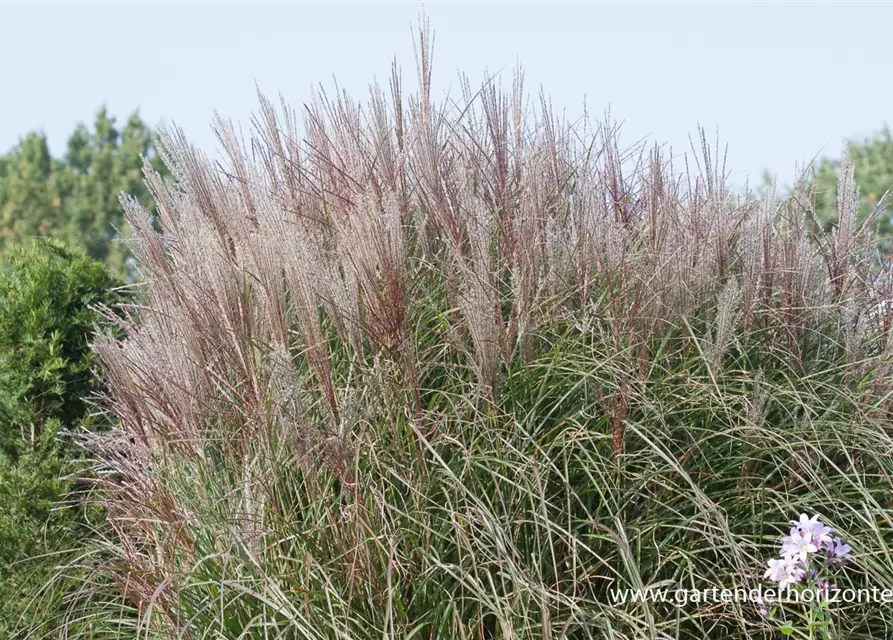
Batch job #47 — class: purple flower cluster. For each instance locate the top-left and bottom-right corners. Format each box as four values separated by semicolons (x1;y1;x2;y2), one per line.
763;514;852;590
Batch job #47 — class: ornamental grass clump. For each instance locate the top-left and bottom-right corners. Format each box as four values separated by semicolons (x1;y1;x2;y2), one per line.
46;22;893;640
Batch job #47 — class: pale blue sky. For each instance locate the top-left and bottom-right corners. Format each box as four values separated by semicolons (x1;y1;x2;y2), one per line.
1;2;890;186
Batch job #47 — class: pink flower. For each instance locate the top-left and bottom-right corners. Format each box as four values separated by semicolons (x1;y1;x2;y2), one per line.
781;529;818;562
826;537;853;562
764;555;804;590
790;514;833;546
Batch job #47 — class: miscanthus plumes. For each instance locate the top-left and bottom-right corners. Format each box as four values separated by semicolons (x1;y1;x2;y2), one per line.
46;21;893;640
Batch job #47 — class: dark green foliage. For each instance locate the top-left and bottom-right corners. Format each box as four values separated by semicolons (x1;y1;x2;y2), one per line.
0;107;166;279
0;240;121;459
0;241;121;637
0;420;80;637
